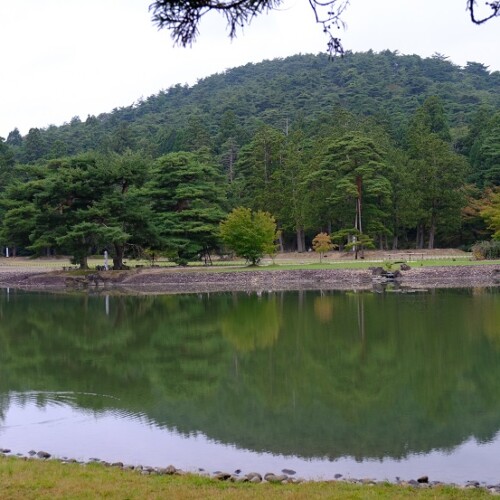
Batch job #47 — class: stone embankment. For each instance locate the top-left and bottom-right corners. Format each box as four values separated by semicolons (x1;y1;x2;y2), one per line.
0;264;499;293
1;448;500;494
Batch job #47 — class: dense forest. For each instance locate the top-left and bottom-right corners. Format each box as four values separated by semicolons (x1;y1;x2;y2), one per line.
1;50;500;266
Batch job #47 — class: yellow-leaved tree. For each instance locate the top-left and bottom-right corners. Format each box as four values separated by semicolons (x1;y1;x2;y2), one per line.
312;232;336;263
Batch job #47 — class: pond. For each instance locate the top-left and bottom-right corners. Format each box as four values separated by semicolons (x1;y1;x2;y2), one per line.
0;287;500;483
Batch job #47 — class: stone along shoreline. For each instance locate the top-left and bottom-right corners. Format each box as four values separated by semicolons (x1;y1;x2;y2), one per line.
2;448;500;494
0;264;499;293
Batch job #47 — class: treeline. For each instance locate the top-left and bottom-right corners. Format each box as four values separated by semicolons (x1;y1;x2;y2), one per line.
0;51;499;264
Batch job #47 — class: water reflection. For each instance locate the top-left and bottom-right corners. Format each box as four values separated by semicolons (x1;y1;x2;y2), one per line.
0;288;500;481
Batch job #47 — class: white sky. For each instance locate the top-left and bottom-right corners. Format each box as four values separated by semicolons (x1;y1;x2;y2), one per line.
0;0;499;138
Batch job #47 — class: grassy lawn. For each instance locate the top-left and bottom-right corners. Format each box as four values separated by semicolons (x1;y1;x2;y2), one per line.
171;257;500;272
0;457;491;499
2;254;500;273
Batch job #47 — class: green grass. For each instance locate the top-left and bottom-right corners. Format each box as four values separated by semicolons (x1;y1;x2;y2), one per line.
3;255;500;273
174;258;500;273
0;457;491;499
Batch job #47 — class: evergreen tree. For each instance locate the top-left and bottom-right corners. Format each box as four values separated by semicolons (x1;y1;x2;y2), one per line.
318;133;392;248
6;128;23;147
1;153;154;268
24;128;47;163
406;97;469;248
150;151;226;264
272;130;310;252
233;125;285;212
474;113;500;186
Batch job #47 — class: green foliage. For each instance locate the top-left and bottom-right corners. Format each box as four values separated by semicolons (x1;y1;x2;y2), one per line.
11;52;500;166
481;190;500;240
219;207;278;265
0;152;155;268
406;97;469;248
150;151;226;265
3;52;500;252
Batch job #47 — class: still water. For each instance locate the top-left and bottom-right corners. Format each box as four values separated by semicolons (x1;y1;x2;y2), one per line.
1;287;500;483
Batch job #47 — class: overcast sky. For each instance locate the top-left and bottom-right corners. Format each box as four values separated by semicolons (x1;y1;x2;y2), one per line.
1;0;499;138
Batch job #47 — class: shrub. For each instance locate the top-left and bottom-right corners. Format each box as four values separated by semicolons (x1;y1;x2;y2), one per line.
471;240;500;260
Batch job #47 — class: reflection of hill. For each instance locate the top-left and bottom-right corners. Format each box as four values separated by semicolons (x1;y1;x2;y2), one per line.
1;288;500;460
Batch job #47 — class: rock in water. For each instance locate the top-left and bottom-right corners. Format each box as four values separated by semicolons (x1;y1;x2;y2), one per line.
417;476;429;483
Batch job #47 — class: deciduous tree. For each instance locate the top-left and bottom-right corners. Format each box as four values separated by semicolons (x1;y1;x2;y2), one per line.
312;232;335;262
481;189;500;240
219;207;278;265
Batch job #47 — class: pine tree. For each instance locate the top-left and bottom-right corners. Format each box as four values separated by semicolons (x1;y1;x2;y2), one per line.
151;151;226;265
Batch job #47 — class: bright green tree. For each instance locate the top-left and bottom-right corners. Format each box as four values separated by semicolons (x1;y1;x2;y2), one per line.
219;207;278;265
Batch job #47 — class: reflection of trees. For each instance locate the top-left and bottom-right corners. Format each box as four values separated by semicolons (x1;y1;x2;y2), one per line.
171;289;500;460
1;289;500;461
0;291;230;409
313;294;334;323
472;291;500;348
221;293;281;352
0;393;9;424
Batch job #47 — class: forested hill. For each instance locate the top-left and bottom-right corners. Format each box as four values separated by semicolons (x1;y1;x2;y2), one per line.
2;51;500;262
5;51;500;160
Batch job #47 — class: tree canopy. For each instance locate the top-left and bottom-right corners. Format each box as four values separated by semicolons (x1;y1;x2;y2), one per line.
2;52;500;263
219;207;278;265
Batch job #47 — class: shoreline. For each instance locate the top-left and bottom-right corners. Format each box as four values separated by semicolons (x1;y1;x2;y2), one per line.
0;449;498;493
2;266;500;496
0;263;499;294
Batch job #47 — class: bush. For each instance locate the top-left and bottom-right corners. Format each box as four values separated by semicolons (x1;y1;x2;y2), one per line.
471;240;500;260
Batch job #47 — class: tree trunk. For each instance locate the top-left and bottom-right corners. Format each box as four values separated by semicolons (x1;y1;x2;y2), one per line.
356;176;363;233
79;255;88;269
113;243;124;270
278;231;284;253
296;227;305;253
392;235;398;250
416;225;425;249
428;221;436;249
